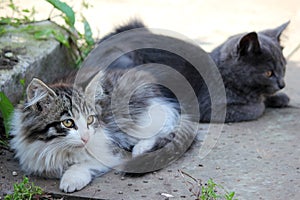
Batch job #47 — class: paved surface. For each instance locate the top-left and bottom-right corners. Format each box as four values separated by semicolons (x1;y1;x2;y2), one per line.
1;0;300;199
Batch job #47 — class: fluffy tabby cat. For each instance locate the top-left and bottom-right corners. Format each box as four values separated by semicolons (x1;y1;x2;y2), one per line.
96;20;290;122
10;68;194;192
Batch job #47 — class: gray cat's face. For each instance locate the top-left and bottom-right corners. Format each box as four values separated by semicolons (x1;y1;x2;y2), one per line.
216;21;289;96
21;79;100;149
237;33;286;95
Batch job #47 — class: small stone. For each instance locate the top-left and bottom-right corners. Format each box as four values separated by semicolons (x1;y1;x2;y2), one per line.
161;193;174;198
134;189;139;192
121;176;125;180
12;171;17;176
158;177;164;180
4;52;13;58
143;180;148;183
167;169;172;172
128;183;133;186
118;191;123;194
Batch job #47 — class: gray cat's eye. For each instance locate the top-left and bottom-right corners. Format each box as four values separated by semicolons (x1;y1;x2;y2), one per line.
264;70;273;77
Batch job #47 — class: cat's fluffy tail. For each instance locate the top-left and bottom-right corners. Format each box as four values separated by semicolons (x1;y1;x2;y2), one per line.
99;19;146;43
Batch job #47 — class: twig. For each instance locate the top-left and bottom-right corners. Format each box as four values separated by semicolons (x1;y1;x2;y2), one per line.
178;170;202;198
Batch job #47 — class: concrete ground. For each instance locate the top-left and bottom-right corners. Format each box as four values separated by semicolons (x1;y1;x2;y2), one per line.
1;0;300;199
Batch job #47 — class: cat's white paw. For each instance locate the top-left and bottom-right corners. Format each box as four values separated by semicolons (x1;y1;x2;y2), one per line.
132;139;156;157
59;170;91;193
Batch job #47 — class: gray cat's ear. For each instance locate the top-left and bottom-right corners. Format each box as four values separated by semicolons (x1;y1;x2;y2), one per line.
26;78;57;111
261;21;290;43
238;32;261;56
84;71;104;102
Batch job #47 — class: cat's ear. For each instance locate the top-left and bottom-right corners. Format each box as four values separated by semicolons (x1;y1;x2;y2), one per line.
261;21;290;43
237;32;261;56
26;78;57;111
84;71;104;102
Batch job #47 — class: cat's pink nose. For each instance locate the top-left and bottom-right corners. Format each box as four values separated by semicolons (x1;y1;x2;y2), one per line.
81;135;89;144
81;138;88;143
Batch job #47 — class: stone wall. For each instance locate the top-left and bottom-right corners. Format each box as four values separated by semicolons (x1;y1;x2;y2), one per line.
0;21;75;105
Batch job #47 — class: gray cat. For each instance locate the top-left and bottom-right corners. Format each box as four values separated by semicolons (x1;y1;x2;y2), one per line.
209;22;290;122
98;20;290;122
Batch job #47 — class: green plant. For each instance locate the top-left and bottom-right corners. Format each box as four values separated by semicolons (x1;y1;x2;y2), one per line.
44;0;95;65
0;92;14;146
179;170;237;200
0;0;95;66
4;176;43;200
200;178;221;200
0;0;36;26
201;178;236;200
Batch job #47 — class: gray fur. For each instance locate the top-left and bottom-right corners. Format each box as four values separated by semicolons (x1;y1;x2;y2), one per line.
99;20;290;122
95;68;182;152
209;21;290;121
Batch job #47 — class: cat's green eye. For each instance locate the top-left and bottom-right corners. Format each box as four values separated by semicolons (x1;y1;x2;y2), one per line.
265;71;273;77
87;115;95;125
62;119;75;128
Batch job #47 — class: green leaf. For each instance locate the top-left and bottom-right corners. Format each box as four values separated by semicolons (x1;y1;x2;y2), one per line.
225;191;236;200
19;79;25;87
81;0;91;9
46;0;75;27
0;17;12;25
0;92;14;137
52;30;70;48
8;1;17;12
83;17;94;46
33;28;53;40
22;9;30;13
0;26;6;35
0;139;8;147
